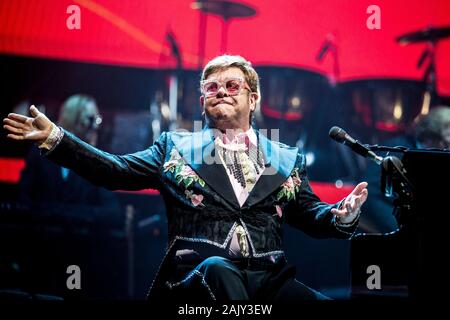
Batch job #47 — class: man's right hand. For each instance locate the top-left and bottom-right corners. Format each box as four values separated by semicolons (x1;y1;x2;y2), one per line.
3;105;54;144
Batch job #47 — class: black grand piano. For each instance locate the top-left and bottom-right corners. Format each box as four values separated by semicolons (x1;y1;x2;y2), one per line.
351;149;449;300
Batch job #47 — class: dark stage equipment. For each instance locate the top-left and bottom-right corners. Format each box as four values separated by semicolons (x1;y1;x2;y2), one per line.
350;149;450;299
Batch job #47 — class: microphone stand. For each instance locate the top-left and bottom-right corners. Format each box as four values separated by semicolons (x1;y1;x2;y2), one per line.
366;145;409;153
368;144;449;153
362;143;416;228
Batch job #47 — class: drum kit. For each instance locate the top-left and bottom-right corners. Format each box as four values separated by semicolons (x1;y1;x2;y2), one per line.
358;25;450;133
187;1;450;134
191;0;256;64
397;25;450;105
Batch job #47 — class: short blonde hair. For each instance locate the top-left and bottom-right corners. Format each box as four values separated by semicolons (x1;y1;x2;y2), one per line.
201;55;260;99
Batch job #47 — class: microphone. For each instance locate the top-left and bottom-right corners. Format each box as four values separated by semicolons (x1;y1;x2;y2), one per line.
329;126;383;165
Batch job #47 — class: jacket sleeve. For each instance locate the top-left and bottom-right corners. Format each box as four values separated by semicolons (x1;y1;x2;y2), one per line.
44;129;168;191
284;154;358;239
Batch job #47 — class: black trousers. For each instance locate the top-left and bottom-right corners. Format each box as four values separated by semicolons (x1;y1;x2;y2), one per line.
165;256;330;301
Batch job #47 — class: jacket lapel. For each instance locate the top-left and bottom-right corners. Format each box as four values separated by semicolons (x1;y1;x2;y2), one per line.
171;128;240;209
171;127;298;209
243;131;298;207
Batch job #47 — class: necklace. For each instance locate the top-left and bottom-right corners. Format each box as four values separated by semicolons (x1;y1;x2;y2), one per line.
215;132;265;190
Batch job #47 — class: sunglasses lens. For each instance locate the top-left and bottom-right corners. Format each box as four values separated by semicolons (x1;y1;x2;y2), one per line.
84;115;102;130
203;82;218;95
225;79;241;95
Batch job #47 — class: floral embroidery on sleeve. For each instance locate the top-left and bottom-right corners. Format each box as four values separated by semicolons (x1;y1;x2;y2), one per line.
164;148;206;207
163;148;206;188
276;168;302;201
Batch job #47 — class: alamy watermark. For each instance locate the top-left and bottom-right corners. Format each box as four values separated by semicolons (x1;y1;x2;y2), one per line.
171;121;281;176
366;264;381;290
66;265;81;290
366;5;381;30
66;5;81;30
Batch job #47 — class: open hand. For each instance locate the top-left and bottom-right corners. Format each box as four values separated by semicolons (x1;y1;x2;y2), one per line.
3;105;54;144
331;182;368;224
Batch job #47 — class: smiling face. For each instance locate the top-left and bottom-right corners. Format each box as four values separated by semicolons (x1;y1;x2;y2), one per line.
200;67;257;132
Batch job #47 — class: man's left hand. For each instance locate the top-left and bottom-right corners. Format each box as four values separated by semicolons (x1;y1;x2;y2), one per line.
331;182;368;224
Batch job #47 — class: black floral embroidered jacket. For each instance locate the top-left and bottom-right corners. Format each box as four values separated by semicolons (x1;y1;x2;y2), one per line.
44;127;358;298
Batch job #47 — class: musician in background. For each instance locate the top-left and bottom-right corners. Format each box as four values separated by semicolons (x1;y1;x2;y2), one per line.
413;106;450;149
18;94;120;218
360;105;450;233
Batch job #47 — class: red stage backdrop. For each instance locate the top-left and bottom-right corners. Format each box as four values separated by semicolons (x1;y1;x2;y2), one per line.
1;0;450;95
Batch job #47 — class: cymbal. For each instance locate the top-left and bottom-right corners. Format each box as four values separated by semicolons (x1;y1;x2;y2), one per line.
396;26;450;45
191;0;257;20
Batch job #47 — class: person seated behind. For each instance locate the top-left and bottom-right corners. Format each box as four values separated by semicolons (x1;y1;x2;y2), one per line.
413;105;450;150
360;105;450;233
18;94;120;219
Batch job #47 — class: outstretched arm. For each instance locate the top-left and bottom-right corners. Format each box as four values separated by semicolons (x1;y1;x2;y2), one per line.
284;155;368;239
331;182;368;224
3;105;167;191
